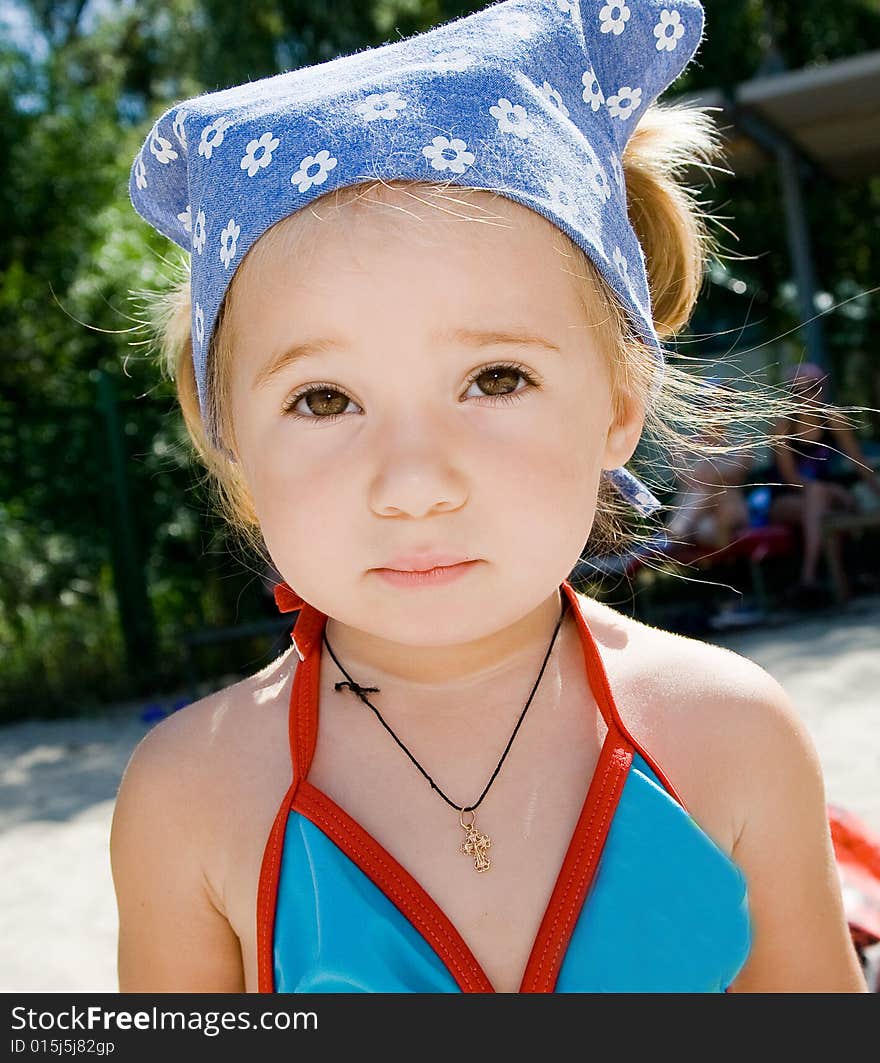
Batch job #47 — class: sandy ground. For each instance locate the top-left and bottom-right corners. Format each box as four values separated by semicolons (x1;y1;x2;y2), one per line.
1;596;878;993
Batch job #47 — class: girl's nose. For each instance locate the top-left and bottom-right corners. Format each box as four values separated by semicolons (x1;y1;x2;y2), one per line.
367;414;468;519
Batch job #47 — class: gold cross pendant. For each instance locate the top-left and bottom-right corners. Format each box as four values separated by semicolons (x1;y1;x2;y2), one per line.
459;809;491;872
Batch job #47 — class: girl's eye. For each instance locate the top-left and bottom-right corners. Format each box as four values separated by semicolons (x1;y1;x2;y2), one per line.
461;363;535;399
280;361;539;423
281;385;356;422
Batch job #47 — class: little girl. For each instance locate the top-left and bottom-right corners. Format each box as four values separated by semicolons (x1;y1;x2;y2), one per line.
110;0;868;992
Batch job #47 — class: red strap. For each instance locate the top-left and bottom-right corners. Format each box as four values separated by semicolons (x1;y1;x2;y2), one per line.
295;781;494;992
255;781;297;993
273;581;304;612
562;579;689;814
520;739;633;991
257;576;687;994
273;582;326;663
255;584;325;991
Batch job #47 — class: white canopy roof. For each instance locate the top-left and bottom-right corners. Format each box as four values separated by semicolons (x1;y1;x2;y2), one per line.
684;49;880;180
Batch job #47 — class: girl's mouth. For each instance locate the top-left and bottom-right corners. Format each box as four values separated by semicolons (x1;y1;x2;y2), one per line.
373;560;481;588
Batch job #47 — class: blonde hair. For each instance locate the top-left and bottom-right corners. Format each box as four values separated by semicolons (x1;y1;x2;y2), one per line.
139;101;865;573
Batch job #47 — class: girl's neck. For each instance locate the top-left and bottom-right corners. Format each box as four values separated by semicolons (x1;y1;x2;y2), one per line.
321;586;566;698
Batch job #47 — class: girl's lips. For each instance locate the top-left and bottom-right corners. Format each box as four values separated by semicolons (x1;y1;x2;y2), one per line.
379;553;472;571
373;560;481;587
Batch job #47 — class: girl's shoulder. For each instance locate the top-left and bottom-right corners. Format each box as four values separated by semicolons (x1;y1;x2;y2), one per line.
116;649;297;872
111;653;298;990
573;587;795;726
127;650;294;785
573;590;810;856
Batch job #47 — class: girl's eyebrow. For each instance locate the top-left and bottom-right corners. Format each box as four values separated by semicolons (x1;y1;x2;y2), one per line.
252;328;561;390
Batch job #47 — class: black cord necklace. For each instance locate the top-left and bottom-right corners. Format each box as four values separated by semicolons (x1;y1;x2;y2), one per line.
322;593;568;873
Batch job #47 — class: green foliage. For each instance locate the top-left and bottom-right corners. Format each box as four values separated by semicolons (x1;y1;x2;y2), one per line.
1;0;879;721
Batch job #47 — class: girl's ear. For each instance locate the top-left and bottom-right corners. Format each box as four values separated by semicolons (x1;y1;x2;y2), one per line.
601;389;646;472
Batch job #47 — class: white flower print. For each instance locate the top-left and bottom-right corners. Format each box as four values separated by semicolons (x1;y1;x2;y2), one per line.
631;482;660;515
177;204;192;233
290;149;338;193
220;218;240;269
582;224;603;261
612;157;625;193
149;131;178;165
607;85;642;120
198;116;232;160
353;91;408;122
172;110;187;149
422;136;475;174
613;246;629;280
489;98;536;140
556;0;575;14
134;156;147;190
605;467;660;516
654;9;685;51
499;10;535;39
599;3;630;36
633;482;655;508
630;279;649;314
581;68;605;112
192;208;206;255
539;81;570;119
545;175;579;226
195;302;205;347
430;48;472;72
240;132;280;177
585;156;611;203
545;176;607;259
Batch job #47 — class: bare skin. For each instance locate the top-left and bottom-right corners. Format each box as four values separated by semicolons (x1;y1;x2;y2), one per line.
769;389;880;587
667;449;753;550
111;592;867;994
111;186;867;992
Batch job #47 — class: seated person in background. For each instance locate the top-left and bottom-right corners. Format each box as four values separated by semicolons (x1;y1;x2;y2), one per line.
666;410;754;551
767;363;880;603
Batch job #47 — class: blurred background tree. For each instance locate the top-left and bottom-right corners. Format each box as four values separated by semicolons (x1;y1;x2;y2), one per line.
1;0;878;721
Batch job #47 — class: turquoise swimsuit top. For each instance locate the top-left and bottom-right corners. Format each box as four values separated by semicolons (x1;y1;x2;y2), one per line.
257;579;751;993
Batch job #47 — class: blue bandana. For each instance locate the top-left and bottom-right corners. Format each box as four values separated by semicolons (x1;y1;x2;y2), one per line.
129;0;705;517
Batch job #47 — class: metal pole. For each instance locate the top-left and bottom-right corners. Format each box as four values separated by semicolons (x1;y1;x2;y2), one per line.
722;96;831;385
775;140;829;375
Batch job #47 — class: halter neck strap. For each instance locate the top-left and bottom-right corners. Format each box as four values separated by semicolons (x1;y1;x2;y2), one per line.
272;578;686;811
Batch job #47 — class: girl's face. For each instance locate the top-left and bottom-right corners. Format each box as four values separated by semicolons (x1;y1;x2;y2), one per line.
226;188;642;670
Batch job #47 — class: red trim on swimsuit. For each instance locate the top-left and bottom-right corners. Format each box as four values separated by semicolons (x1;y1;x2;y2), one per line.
520;739;632;991
256;579;687;992
256;779;295;993
294;779;494;992
564;583;689;814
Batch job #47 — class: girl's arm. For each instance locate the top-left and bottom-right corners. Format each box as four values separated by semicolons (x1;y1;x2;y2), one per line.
110;715;246;992
724;673;868;992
